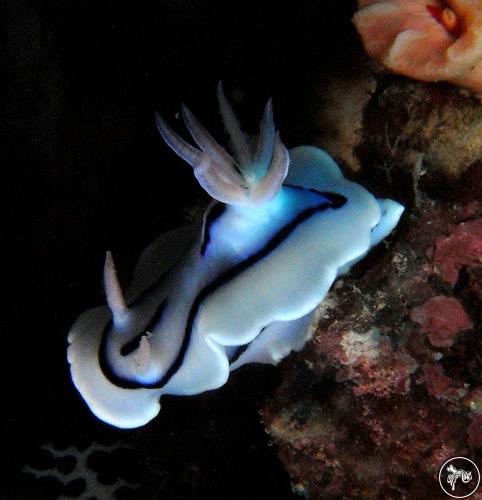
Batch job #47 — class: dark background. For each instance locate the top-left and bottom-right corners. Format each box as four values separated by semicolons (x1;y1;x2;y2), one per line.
2;1;359;498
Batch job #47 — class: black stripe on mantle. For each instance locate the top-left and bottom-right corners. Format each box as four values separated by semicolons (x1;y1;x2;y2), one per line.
200;203;226;256
99;189;346;389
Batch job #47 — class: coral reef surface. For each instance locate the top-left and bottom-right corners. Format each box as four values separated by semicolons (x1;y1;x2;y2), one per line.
263;75;482;499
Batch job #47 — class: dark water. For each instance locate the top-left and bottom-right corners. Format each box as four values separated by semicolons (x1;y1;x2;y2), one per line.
2;1;357;498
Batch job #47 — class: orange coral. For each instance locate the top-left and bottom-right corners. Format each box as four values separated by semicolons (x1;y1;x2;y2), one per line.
353;0;482;93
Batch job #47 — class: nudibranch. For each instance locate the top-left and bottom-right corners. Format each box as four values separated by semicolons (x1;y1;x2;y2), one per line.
67;84;404;428
353;0;482;94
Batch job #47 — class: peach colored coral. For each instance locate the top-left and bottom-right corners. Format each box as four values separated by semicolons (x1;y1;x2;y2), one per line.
353;0;482;94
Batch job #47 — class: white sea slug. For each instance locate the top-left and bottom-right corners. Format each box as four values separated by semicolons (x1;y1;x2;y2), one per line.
67;84;404;428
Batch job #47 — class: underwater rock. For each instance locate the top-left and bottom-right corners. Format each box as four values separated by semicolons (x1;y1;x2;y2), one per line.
359;79;482;187
432;219;482;284
313;69;376;172
310;71;482;197
264;381;469;499
263;64;482;497
468;414;482;448
262;197;482;499
411;295;474;348
423;363;468;400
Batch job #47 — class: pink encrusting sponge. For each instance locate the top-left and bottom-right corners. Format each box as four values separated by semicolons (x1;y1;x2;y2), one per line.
353;0;482;94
